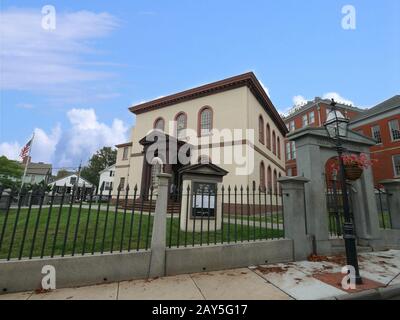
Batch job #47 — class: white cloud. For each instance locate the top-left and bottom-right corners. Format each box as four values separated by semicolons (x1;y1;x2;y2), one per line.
17;103;35;109
0;8;118;92
0;142;21;160
0;109;128;168
292;95;308;106
322;92;354;106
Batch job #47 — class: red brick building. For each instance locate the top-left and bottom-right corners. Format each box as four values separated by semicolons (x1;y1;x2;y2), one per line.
349;95;400;185
283;97;363;176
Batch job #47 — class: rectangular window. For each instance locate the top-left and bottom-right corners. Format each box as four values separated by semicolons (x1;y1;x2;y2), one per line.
70;177;77;185
393;155;400;177
119;177;125;190
309;111;315;124
371;125;382;143
287;168;292;177
122;147;129;160
105;182;110;190
389;119;400;141
109;170;114;177
286;142;291;160
302;114;308;127
289;121;295;132
291;141;296;160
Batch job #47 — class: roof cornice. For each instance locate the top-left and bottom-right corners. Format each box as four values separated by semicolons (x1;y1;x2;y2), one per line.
129;72;288;136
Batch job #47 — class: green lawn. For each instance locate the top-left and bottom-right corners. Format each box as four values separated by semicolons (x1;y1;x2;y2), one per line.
224;213;284;225
0;207;283;260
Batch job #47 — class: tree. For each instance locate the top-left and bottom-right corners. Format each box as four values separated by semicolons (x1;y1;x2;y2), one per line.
80;147;117;186
0;156;23;190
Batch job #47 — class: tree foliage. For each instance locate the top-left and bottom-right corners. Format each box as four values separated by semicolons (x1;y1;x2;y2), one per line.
0;156;24;190
56;169;74;180
80;147;117;186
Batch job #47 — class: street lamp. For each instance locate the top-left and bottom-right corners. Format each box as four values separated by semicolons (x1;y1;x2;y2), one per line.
324;99;363;285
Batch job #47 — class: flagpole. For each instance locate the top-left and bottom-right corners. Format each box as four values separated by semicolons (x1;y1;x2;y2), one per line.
20;132;35;193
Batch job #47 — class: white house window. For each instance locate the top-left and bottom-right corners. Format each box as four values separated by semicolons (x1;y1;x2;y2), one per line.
393;155;400;177
176;113;187;138
309;111;315;124
70;177;77;185
286;142;291;160
371;125;382;143
122;147;129;160
109;170;114;177
291;141;296;160
302;114;308;127
389;119;400;141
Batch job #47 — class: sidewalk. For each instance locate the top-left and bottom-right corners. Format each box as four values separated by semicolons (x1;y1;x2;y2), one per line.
1;250;399;300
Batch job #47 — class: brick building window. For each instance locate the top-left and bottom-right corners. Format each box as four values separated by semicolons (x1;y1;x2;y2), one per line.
272;131;276;155
175;112;187;138
277;137;281;159
393;155;400;177
309;111;315;124
302;114;308;127
199;107;213;136
371;125;382;143
266;124;271;149
260;162;265;189
291;141;296;160
154;118;165;131
286;142;291;160
389;120;400;141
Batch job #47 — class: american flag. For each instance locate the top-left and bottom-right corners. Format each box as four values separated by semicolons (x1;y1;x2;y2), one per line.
20;138;33;159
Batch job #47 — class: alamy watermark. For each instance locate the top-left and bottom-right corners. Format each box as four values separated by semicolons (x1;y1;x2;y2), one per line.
341;265;357;290
41;5;56;31
342;5;356;30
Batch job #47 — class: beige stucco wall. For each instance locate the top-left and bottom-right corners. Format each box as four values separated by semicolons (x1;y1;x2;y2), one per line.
115;85;286;195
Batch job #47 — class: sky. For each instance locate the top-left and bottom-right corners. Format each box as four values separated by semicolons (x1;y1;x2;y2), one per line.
0;0;399;169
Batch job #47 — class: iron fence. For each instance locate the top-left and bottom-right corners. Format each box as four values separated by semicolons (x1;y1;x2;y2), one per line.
167;184;285;248
375;187;392;229
0;185;156;261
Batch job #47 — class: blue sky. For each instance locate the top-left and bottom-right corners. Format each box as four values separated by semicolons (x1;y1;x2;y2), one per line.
0;0;399;168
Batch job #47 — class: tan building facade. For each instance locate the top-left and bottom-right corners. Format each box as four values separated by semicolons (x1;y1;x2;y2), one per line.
114;72;288;198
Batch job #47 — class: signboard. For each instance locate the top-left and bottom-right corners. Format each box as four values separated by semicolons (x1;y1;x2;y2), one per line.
192;182;217;217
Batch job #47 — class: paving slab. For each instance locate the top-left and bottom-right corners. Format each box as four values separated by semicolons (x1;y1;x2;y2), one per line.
191;268;291;300
254;264;345;300
118;275;204;300
28;283;118;300
0;291;33;300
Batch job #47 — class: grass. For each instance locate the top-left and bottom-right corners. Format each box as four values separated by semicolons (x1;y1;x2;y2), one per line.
224;213;284;224
0;207;283;260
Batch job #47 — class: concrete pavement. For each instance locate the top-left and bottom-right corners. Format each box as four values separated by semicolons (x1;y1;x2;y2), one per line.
1;250;399;300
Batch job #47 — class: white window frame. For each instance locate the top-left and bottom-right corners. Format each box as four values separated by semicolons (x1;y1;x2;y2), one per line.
393;154;400;177
286;142;291;160
291;141;296;160
309;111;315;124
389;119;400;141
302;114;308;127
122;147;129;160
289;120;295;132
371;125;382;144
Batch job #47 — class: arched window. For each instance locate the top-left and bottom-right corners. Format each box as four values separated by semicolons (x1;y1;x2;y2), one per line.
272;131;276;155
267;166;272;191
154;118;165;131
175;112;187;138
260;162;266;190
151;157;163;189
273;169;278;194
266;124;271;150
277;137;281;159
278;172;282;193
259;116;265;144
198;106;213;136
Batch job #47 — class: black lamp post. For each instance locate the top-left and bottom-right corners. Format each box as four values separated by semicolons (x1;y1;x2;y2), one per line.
324;99;363;285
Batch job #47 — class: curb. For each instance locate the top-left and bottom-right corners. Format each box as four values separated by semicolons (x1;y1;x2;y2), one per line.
323;283;400;300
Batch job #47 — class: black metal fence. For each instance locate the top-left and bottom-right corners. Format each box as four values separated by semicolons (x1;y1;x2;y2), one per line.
375;187;392;229
0;185;156;261
167;184;285;248
326;179;355;238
